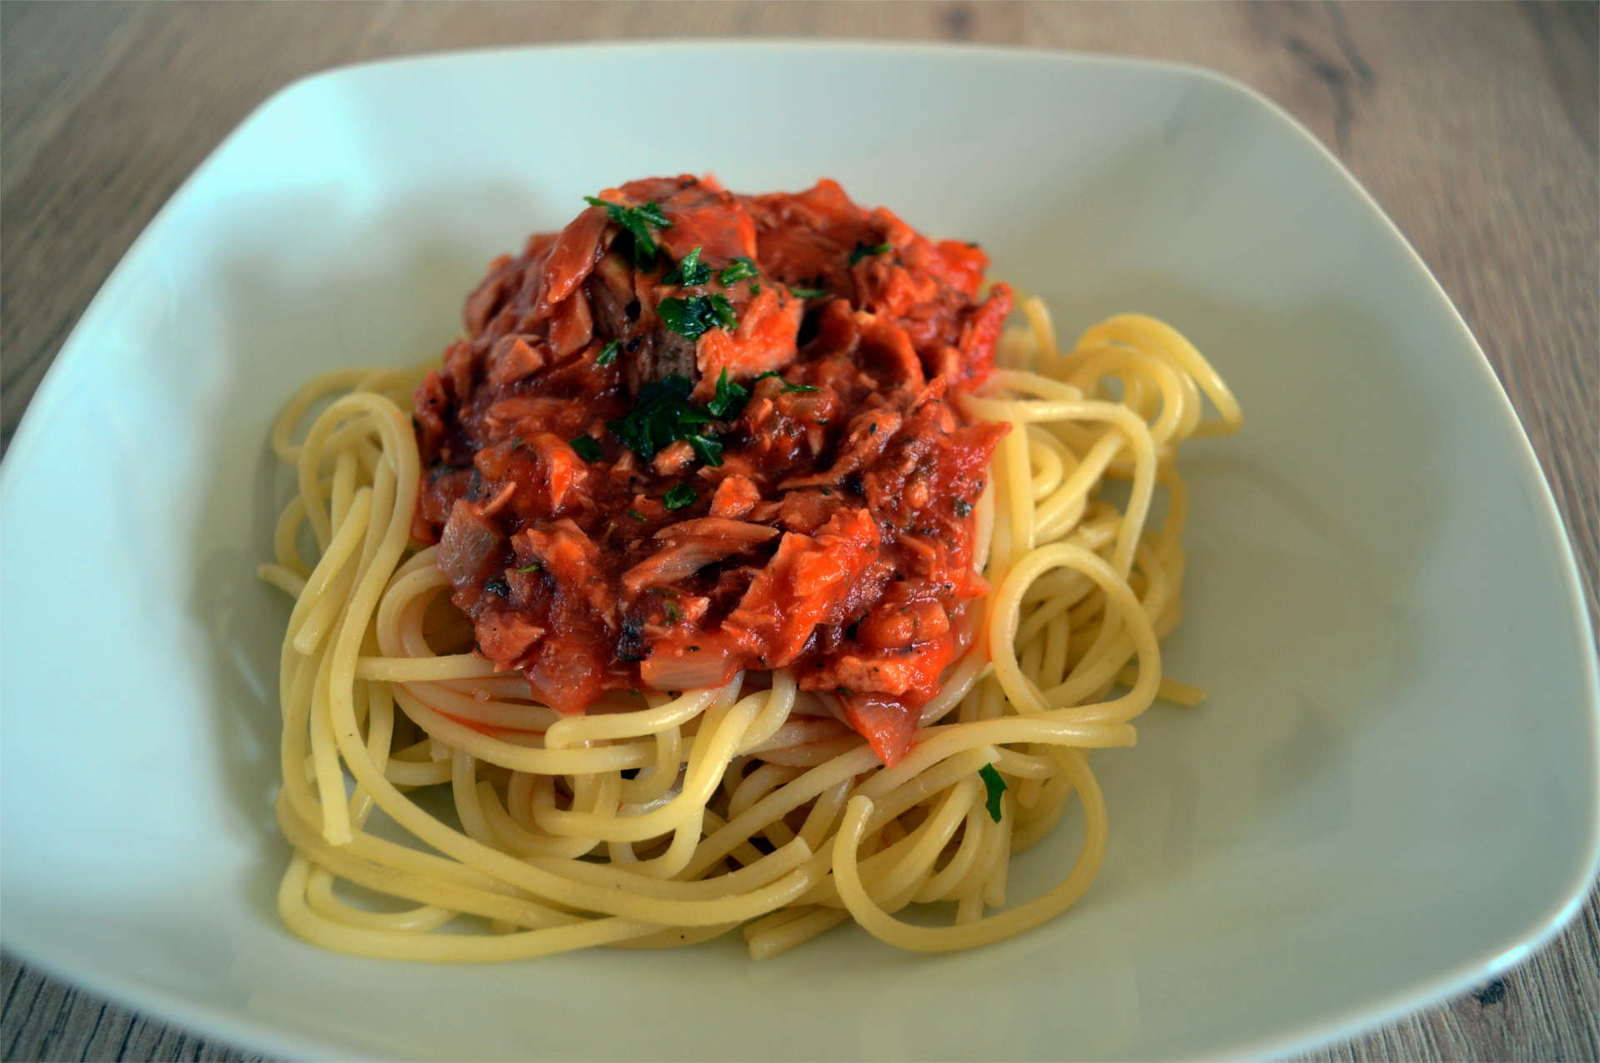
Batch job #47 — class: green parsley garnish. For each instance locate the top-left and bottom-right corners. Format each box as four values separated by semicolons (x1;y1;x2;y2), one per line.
789;285;828;299
979;764;1007;822
849;241;892;265
569;435;602;462
606;375;711;462
663;246;712;287
607;370;748;470
662;599;681;622
515;561;542;574
583;196;671;267
625;508;647;522
753;370;818;394
662;484;696;510
706;369;750;419
689;434;724;467
750;281;762;295
718;257;759;285
657;294;737;340
595;339;620;367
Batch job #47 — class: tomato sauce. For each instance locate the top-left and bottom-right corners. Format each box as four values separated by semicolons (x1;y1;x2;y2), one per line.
412;175;1011;765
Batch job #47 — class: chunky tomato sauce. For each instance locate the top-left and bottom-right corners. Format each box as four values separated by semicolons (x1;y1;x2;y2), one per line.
412;176;1011;764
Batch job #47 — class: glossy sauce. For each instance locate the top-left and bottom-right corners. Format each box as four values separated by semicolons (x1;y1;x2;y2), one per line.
412;175;1012;764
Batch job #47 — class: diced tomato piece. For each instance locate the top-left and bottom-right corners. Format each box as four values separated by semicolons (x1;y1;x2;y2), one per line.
525;635;606;715
930;239;989;297
640;634;741;691
956;283;1013;385
842;695;920;766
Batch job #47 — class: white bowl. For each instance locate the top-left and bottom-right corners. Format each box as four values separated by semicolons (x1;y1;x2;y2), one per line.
2;43;1594;1062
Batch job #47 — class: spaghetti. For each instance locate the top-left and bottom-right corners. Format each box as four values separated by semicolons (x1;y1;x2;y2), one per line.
259;181;1240;962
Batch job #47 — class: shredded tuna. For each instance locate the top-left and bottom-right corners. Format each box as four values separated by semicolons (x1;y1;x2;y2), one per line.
412;176;1011;764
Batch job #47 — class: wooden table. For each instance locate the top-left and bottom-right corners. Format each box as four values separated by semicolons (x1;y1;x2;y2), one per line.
3;2;1595;1059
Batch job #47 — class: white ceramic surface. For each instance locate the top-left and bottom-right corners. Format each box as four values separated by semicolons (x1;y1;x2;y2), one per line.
2;43;1595;1062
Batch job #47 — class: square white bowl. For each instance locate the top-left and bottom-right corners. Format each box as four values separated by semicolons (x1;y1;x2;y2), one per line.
2;43;1595;1062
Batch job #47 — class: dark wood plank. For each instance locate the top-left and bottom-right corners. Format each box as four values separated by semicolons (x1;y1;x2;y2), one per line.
2;3;1595;1060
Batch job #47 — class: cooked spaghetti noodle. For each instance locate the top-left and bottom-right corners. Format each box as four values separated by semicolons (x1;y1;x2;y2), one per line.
261;302;1238;960
259;179;1240;961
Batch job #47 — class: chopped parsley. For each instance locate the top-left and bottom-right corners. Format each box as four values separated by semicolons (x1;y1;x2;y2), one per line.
663;484;696;510
625;508;647;522
583;196;671;267
663;246;712;287
657;294;737;340
515;561;542;574
595;339;620;367
689;434;724;467
789;285;828;299
569;434;602;462
979;764;1007;822
849;241;892;265
662;599;682;622
706;369;750;418
607;368;753;470
753;370;818;394
606;375;711;461
718;257;759;285
953;498;973;518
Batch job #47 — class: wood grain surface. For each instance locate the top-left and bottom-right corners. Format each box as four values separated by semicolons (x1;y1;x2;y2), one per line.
2;2;1596;1060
